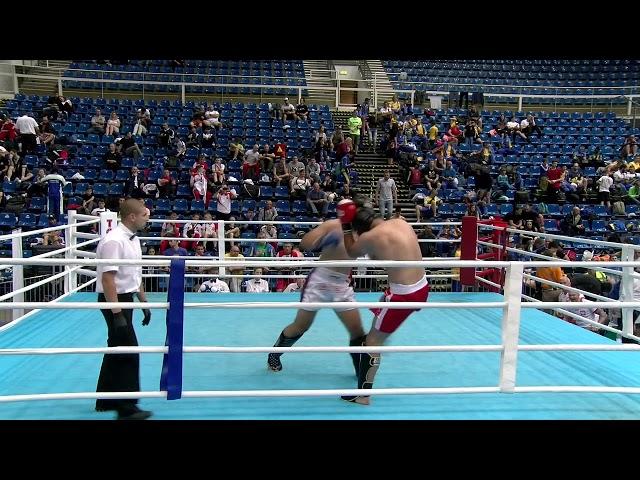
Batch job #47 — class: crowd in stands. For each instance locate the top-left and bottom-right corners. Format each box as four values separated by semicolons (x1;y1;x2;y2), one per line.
2;74;640;308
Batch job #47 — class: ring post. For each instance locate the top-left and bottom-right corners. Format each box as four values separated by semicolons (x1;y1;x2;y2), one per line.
11;228;24;321
499;261;523;393
460;216;477;286
65;209;78;292
160;258;185;400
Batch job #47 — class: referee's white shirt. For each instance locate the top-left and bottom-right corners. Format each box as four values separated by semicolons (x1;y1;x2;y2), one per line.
96;224;142;294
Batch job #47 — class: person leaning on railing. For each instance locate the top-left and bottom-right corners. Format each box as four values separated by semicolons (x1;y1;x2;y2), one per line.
536;249;565;304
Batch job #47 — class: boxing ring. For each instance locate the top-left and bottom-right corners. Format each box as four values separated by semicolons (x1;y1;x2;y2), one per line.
1;213;640;420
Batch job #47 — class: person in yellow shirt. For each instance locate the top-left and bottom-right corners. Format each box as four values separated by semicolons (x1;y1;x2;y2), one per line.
428;121;439;149
415;188;442;221
347;110;362;154
389;95;401;114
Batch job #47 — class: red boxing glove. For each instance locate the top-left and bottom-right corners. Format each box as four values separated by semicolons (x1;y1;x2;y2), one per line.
337;199;357;233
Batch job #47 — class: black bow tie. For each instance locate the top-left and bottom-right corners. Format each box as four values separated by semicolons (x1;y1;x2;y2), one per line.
129;233;137;240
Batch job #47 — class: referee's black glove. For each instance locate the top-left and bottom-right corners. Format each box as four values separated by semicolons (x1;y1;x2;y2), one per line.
142;309;152;326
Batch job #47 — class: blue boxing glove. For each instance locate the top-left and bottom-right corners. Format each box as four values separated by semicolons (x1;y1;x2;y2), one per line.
316;229;342;250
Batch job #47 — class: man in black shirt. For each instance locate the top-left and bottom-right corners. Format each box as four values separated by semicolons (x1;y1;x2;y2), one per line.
124;167;146;199
157;123;175;149
116;132;142;159
103;143;122;171
295;99;309;122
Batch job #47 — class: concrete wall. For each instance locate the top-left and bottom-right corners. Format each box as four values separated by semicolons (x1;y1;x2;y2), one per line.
0;61;17;97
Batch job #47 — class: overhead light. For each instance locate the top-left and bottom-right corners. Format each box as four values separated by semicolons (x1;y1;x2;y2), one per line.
339;70;348;75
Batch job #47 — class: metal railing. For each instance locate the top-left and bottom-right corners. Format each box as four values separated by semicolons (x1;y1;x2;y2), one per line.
3;62;640;113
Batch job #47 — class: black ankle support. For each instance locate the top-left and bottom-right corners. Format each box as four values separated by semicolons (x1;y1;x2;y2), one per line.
349;335;367;377
267;330;304;371
273;330;304;354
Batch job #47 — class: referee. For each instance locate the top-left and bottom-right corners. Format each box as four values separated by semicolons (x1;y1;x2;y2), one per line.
95;199;153;420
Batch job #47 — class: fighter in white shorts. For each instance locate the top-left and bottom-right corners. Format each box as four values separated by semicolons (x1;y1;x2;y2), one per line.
267;216;366;374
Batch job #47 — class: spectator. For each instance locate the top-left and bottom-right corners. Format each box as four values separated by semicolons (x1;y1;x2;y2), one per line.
87;108;105;136
164;239;188;257
224;245;245;292
536;249;565;305
190;165;212;209
597;172;613;208
347;110;362;154
376;170;397;220
198;267;230;293
204;106;222;129
367;112;380;153
15;113;40;154
290;170;311;200
91;198;110;217
199;212;218;253
157;169;177;198
40;167;68;220
245;267;270;293
124;167;145;199
103;143;122;171
273;156;291;187
561;206;586;236
282;97;296;121
255;144;275;176
283;276;305;293
211;157;226;185
415;188;442;221
307;182;328;217
0;117;18;146
275;243;302;292
295;98;309;122
116;131;143;159
306;157;321;184
38;116;56;147
622;135;638;159
132;109;151;136
77;186;96;216
156;123;175;149
216;184;237;221
242;144;261;181
105;112;121;137
249;231;276;258
561;290;608;333
229;138;245;161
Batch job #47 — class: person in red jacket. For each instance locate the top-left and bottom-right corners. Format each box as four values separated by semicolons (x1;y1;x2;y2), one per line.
0;117;17;142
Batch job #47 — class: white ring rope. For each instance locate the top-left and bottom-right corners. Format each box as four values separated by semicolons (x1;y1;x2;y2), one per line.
1;343;638;357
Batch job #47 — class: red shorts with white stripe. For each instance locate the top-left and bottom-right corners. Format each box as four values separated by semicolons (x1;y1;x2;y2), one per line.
370;276;430;334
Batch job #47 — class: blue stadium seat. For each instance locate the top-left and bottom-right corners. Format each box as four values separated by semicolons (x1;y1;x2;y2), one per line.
93;183;108;196
0;213;17;231
28;197;46;212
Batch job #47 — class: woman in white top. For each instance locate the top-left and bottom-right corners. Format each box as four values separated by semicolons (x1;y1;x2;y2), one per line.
562;291;607;332
244;267;270;293
204;107;222;128
106;112;121;136
212;157;226;184
216;184;236;221
200;212;217;252
290;170;311;199
283;277;305;293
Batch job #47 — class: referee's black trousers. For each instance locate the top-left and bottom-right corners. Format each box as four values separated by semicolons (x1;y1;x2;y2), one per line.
95;292;140;411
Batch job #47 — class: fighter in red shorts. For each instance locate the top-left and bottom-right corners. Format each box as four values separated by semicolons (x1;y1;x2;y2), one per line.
336;198;429;405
